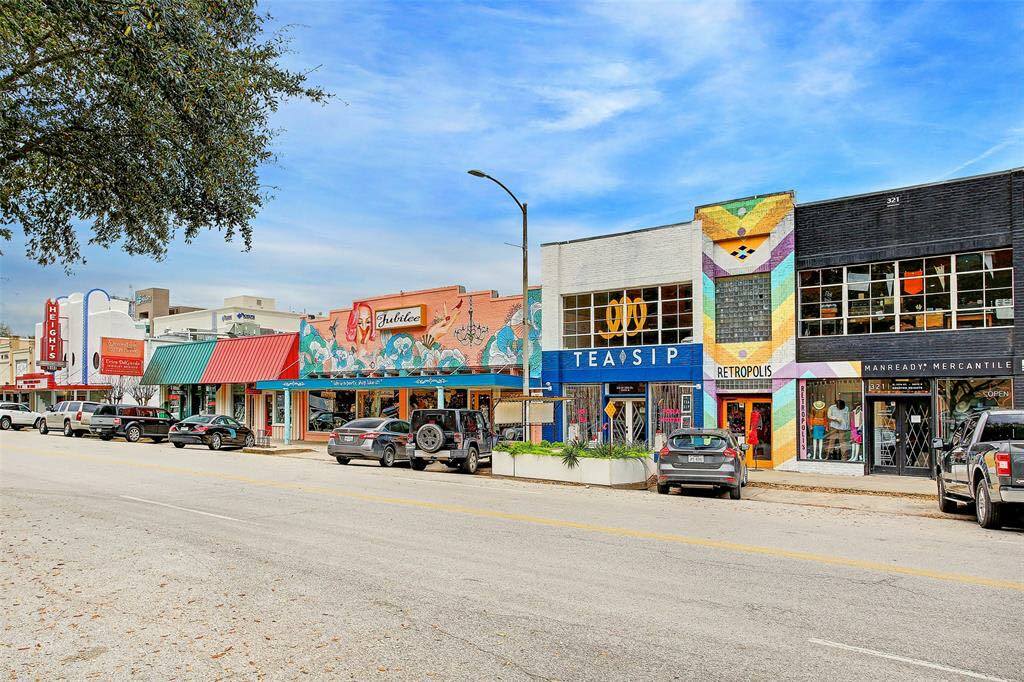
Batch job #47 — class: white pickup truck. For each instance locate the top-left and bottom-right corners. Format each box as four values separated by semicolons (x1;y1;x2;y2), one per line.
0;402;44;431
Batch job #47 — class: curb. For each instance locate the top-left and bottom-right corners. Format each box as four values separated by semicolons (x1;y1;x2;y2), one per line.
746;480;934;500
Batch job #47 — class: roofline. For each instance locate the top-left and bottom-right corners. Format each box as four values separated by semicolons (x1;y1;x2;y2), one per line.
694;190;794;212
796;167;1024;208
541;220;693;248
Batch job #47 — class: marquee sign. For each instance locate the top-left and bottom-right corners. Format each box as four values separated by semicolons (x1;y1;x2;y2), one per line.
100;337;144;376
375;305;425;331
38;299;64;371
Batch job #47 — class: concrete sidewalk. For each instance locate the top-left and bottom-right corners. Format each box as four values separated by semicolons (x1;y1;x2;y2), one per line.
747;468;934;498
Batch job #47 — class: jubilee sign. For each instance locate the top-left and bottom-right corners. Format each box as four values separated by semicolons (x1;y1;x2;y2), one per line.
375;305;425;331
39;299;63;370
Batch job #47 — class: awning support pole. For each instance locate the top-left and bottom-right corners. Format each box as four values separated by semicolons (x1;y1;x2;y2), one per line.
437;387;445;409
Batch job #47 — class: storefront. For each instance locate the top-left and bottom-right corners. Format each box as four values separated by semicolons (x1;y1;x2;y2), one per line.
542;344;703;448
141;334;300;438
6;373;110;413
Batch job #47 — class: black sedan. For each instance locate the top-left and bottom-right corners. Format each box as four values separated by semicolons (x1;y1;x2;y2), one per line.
170;415;255;451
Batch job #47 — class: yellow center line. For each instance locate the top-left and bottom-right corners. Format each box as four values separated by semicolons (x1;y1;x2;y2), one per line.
5;442;1024;593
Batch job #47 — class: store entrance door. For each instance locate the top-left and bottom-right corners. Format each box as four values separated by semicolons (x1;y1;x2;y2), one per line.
608;398;646;445
869;397;931;476
263;394;273;437
719;396;772;466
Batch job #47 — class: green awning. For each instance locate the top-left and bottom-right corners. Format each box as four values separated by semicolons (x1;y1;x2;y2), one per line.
141;340;217;385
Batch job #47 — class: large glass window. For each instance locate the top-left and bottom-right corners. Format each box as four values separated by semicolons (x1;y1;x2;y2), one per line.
356;390;400;418
308;390;356;431
715;273;771;343
799;249;1012;336
801;379;863;462
562;283;692;349
936;378;1012;438
650;382;694;450
563;384;602;444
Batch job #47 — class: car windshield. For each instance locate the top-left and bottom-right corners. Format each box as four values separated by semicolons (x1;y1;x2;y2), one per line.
669;434;729;450
342;418;386;430
980;414;1024;441
82;404;100;413
182;415;216;424
411;410;457;431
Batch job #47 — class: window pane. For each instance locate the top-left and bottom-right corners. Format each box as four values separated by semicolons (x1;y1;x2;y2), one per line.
662;299;679;316
990;308;1013;326
956;312;985;329
821;319;843;336
924;276;949;294
872;316;895;333
871;298;894;315
900;314;924;332
846;264;870;280
847;299;870;317
926;312;953;330
799;270;820;286
847;317;870;334
820;301;841;319
871;262;895;280
925;256;951;276
899;259;923;277
800;286;821;303
593;291;611;306
801;303;820;320
821;285;842;305
990;250;1012;269
925;293;950;311
957;272;983;290
957;290;985;309
986;288;1012;307
901;295;924;313
679;282;692;299
661;329;679;344
870;280;894;297
986;269;1012;289
660;284;678;300
956;253;983;271
801;321;820;337
577;293;592;307
822;268;843;285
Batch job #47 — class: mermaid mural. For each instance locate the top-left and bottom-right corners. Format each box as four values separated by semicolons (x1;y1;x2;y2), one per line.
299;289;541;378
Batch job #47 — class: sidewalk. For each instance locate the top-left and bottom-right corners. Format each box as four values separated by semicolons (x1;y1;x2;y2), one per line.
747;468;934;499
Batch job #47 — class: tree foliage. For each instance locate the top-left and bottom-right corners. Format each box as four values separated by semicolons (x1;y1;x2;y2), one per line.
0;0;328;269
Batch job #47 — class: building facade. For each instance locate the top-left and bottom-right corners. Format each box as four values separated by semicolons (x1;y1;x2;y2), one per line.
540;222;705;450
149;295;305;339
0;336;36;402
256;285;542;442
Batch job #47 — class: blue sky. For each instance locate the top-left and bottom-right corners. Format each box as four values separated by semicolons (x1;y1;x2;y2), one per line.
2;0;1023;334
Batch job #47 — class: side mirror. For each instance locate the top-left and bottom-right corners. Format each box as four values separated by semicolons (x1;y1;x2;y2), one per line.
931;437;945;451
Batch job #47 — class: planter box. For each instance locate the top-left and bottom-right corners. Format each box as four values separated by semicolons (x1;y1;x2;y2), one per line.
492;451;654;488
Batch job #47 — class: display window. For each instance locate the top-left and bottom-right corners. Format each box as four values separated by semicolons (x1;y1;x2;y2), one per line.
650;382;694;447
308;390;356;431
936;378;1012;438
801;379;863;462
409;389;438;412
561;282;693;349
356;390;400;418
231;384;245;422
563;383;602;444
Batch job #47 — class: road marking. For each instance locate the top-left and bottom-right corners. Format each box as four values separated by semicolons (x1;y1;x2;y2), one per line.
5;442;1024;593
119;495;246;522
809;638;1011;681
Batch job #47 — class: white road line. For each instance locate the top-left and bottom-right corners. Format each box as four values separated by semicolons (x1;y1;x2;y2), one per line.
119;495;247;522
809;638;1012;681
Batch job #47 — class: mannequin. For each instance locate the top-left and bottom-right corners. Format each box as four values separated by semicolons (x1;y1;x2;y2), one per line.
826;399;850;460
809;400;827;459
747;408;761;460
850;405;863;462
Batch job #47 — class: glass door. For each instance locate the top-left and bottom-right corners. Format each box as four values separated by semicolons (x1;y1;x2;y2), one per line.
608;399;646;445
870;398;931;476
720;396;773;466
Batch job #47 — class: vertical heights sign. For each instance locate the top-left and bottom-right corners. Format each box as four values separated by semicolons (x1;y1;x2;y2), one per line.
39;299;63;370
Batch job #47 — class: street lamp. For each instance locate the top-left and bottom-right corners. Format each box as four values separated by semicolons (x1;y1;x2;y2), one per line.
468;169;530;442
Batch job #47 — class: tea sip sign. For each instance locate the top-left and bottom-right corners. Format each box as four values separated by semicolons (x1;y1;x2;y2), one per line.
39;299;64;371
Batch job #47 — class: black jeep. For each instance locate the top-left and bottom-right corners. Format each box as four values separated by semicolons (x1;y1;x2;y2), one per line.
406;409;495;474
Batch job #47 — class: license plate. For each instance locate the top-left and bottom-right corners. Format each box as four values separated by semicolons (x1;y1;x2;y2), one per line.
344;436;354;442
687;455;705;463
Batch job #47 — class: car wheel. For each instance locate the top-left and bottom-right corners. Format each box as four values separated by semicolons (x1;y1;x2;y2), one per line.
244;433;255;448
409;456;427;471
975;478;1002;530
63;421;73;437
125;425;142;443
208;433;222;451
415;424;445;453
73;429;84;438
0;416;10;430
100;434;113;441
656;483;670;495
937;475;958;514
729;483;742;500
460;447;479;474
37;419;48;434
379;445;396;468
173;442;186;449
335;456;350;465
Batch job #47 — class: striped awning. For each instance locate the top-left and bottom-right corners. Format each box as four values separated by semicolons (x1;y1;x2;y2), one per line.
141;340;216;386
201;333;299;384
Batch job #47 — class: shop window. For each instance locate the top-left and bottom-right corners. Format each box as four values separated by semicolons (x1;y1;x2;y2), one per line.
231;384;246;422
715;273;771;343
273;391;285;424
563;384;601;444
936;378;1012;438
801;379;863;463
798;249;1012;336
356;390;400;419
650;382;694;449
561;282;692;349
409;389;437;412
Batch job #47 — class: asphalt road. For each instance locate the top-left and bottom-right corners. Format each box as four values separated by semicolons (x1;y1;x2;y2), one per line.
2;429;1022;681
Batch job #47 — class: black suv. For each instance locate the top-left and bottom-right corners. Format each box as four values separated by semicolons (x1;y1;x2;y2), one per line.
406;409;495;474
90;404;178;443
934;409;1024;529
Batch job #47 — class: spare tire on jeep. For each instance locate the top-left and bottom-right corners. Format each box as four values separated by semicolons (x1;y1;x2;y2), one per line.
415;423;445;453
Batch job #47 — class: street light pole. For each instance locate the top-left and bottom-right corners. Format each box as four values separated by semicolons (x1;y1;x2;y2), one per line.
468;170;530;442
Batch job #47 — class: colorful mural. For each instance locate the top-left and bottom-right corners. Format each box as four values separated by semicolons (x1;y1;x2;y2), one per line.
299;287;541;378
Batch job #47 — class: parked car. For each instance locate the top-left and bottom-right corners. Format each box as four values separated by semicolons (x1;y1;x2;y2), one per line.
169;414;255;450
89;404;177;443
38;400;101;437
656;428;748;499
328;417;410;467
934;409;1024;529
0;402;44;431
406;408;494;474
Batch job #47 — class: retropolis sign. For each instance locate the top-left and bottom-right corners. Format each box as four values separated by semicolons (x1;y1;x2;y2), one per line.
375;305;425;331
39;299;63;370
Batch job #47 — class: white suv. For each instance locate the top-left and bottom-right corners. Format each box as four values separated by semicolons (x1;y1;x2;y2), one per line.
0;402;44;431
39;400;101;437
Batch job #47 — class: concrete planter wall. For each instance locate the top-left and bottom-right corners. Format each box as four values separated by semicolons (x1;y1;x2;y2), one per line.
492;451;654;488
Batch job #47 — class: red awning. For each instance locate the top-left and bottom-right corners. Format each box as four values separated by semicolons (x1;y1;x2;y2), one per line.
200;333;299;384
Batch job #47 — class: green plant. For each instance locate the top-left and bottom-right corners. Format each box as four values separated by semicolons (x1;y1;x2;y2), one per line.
560;439;587;469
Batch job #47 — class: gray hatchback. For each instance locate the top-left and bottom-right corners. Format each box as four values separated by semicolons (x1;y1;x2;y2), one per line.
657;428;748;499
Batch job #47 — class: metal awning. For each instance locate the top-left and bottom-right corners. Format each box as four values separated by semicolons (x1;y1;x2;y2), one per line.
140;340;216;386
201;333;298;384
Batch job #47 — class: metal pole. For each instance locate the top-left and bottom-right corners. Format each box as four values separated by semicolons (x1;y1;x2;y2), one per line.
521;202;530;442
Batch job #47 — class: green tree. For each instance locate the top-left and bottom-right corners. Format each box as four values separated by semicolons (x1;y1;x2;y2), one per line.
0;0;328;269
0;322;12;337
